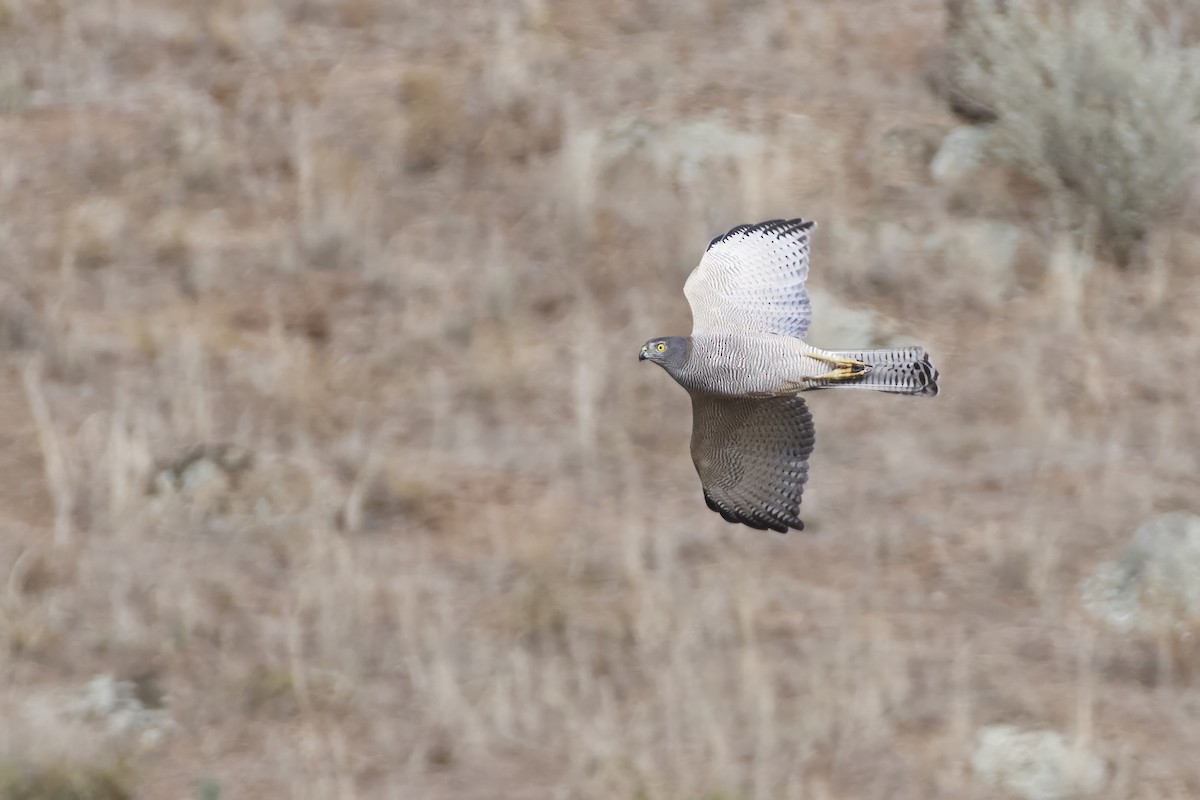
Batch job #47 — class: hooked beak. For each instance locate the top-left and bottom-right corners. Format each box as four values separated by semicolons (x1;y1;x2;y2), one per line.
638;346;648;361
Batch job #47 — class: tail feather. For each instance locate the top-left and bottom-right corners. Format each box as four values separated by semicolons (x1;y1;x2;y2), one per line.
821;346;939;397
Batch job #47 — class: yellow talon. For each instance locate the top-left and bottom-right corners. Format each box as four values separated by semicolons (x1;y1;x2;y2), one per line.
809;352;865;368
810;352;869;381
815;366;863;381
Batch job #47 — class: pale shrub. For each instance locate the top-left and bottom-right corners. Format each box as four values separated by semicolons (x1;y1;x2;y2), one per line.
950;0;1200;265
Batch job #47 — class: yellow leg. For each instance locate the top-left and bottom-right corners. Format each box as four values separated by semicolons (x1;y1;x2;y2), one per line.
809;352;869;381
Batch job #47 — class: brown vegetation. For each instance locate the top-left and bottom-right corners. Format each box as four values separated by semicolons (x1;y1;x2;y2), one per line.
1;1;1199;797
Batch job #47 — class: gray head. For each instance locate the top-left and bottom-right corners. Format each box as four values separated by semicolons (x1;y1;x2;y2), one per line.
638;336;690;373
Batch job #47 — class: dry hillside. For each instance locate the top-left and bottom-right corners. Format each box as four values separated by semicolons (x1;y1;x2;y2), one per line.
1;1;1200;798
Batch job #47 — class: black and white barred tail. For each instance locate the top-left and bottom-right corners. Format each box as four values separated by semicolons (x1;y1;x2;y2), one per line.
822;346;939;397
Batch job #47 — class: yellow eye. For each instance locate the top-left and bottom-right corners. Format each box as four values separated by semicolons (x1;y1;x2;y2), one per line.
656;343;666;352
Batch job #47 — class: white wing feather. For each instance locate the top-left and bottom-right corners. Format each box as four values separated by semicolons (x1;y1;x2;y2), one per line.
684;219;815;338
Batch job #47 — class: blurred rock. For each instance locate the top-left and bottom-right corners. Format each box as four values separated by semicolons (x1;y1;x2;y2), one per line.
805;288;913;349
71;675;175;750
149;443;253;510
603;113;760;188
922;219;1030;308
971;725;1106;800
930;125;992;186
148;443;319;520
1081;513;1200;634
569;112;766;246
825;216;1037;314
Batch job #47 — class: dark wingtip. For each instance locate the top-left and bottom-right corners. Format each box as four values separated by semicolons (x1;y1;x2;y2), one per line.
707;218;816;250
703;490;803;535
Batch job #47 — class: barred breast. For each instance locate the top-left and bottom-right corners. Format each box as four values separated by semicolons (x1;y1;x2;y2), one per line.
675;333;811;397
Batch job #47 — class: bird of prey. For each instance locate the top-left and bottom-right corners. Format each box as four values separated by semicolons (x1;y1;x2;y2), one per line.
639;218;938;533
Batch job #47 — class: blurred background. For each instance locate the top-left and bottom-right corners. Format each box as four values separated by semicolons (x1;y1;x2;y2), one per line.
1;0;1199;797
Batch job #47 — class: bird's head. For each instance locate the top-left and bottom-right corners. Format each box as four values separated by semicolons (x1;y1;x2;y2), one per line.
639;337;688;369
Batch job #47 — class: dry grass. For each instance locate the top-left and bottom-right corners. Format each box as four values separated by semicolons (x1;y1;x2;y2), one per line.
0;0;1199;797
0;758;134;800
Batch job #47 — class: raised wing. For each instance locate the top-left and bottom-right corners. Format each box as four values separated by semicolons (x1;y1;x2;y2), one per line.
689;394;815;533
684;218;815;338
